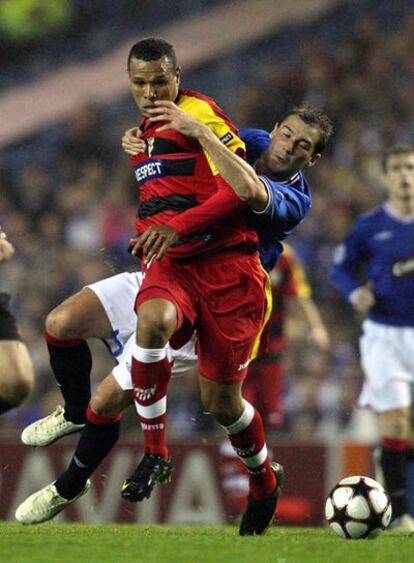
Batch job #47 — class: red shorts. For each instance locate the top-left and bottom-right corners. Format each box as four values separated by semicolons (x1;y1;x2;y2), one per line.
136;251;271;383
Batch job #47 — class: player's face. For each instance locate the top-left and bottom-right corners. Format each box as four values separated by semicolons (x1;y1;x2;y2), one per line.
128;56;180;118
383;153;414;206
265;115;321;178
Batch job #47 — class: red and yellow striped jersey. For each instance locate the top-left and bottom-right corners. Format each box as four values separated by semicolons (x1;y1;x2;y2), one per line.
129;89;258;258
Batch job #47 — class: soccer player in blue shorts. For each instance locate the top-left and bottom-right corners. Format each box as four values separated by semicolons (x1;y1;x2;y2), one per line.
330;144;414;532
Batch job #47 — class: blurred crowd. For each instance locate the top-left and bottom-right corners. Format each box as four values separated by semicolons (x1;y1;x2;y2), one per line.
1;0;413;442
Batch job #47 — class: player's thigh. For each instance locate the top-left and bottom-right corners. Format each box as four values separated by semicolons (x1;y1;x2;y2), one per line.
46;287;113;340
0;340;34;402
196;255;268;382
87;272;140;344
90;374;132;417
360;323;412;390
377;405;411;440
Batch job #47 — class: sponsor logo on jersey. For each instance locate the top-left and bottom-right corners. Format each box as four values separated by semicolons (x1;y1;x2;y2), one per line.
134;160;163;183
392;256;414;277
134;384;157;402
220;132;234;144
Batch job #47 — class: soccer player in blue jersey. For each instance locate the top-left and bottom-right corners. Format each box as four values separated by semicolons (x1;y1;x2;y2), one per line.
128;104;332;274
330;144;414;532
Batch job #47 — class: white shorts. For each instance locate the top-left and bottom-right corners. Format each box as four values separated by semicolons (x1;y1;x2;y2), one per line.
87;272;198;390
112;332;198;390
87;272;141;358
358;319;414;412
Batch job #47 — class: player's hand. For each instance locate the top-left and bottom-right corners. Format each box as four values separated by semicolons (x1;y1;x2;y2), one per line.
129;225;179;263
349;283;375;315
0;238;15;262
147;101;203;138
121;127;146;156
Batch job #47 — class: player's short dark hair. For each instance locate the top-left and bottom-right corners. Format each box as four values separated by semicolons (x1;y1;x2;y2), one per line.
127;37;177;71
381;143;414;172
282;105;334;154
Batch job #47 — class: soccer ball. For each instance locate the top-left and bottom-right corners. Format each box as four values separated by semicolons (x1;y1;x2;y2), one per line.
325;475;392;539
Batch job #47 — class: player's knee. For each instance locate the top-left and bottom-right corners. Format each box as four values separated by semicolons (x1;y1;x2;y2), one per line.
380;408;411;440
89;395;111;417
89;393;122;418
137;307;176;343
45;306;75;340
203;394;241;426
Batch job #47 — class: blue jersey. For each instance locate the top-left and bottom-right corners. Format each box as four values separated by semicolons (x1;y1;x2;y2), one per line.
241;128;312;271
330;205;414;327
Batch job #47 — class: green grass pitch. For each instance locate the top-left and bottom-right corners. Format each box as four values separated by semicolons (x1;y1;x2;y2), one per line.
1;523;413;563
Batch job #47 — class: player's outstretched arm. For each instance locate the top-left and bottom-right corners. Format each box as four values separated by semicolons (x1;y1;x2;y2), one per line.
148;101;269;211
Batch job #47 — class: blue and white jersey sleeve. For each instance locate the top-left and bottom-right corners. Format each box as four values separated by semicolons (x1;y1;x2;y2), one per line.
255;175;311;229
330;219;369;300
246;172;312;272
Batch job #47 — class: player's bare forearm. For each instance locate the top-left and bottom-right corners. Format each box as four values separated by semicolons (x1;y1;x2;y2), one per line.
148;101;268;211
296;297;330;350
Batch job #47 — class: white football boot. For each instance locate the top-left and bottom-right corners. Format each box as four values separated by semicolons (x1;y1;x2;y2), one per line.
21;405;85;446
389;514;414;532
15;480;91;524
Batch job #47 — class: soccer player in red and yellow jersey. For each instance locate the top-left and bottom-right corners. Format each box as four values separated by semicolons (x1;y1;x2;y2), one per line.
122;38;279;536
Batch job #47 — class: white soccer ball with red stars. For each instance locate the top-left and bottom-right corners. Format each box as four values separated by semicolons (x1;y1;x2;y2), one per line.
325;475;392;539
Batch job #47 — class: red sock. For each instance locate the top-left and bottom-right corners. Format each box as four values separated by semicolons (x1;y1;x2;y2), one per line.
225;400;276;500
131;355;171;459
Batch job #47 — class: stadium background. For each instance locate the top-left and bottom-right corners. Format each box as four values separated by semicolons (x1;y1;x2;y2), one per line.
0;0;413;525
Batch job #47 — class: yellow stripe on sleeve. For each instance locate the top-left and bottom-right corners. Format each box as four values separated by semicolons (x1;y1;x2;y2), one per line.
178;94;245;175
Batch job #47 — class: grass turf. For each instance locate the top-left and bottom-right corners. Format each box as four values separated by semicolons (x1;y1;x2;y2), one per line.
1;523;413;563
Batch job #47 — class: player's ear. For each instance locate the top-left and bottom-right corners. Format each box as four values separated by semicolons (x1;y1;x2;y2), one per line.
269;123;279;139
175;66;181;85
308;153;321;167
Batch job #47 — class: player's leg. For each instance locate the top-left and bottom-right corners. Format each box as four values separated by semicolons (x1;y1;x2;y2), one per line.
359;321;414;531
0;293;34;414
22;273;139;446
45;288;111;422
377;404;414;531
121;297;178;502
199;375;283;535
196;254;281;535
121;257;198;503
15;373;132;524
